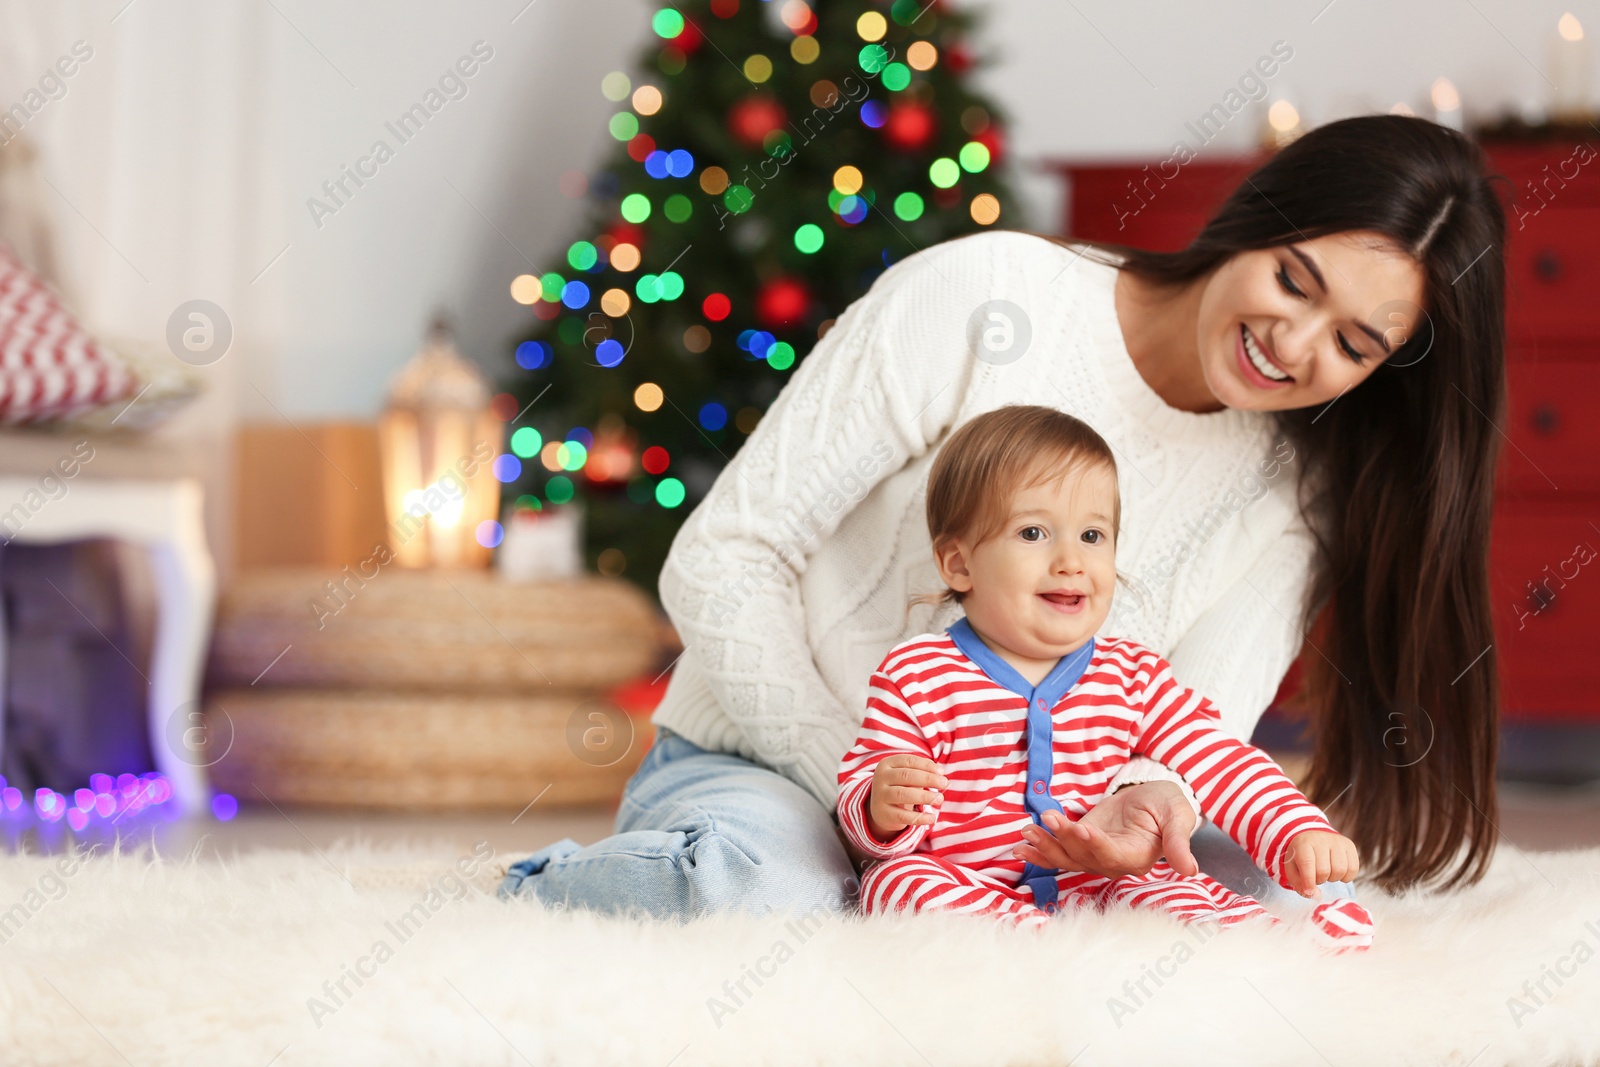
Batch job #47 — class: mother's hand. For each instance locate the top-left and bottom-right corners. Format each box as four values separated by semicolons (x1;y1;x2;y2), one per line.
1012;781;1200;879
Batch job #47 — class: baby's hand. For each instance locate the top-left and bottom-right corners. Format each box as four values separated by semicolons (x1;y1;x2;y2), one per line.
867;755;947;842
1283;830;1360;898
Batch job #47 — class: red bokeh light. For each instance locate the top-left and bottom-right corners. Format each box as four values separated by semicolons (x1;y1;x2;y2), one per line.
490;392;519;421
641;446;670;474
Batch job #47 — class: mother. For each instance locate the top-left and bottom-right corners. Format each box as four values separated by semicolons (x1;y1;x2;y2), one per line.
501;114;1506;918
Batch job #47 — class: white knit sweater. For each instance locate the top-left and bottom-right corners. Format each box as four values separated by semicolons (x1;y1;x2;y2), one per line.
654;229;1320;808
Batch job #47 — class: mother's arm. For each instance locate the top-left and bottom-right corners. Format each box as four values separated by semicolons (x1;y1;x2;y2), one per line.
657;233;1009;804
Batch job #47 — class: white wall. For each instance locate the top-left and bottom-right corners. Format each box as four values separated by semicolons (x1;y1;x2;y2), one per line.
3;0;1594;422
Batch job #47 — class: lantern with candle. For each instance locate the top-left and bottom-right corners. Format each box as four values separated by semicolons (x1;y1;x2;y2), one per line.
378;316;504;569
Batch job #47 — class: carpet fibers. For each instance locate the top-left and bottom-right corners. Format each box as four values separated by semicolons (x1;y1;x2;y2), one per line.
1;839;1597;1066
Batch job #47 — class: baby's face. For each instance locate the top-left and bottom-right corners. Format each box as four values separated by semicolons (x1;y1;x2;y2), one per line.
940;463;1118;662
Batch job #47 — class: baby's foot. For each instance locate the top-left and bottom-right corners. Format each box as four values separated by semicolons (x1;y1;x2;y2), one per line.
1307;898;1374;952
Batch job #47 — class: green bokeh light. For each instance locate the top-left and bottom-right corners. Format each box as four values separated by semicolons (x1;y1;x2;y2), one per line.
608;112;639;141
620;193;652;223
767;342;796;370
652;9;684;37
510;427;542;458
794;223;824;253
664;194;693;223
655;477;686;508
858;44;888;73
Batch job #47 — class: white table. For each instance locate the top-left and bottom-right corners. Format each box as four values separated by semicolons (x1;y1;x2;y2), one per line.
0;476;215;815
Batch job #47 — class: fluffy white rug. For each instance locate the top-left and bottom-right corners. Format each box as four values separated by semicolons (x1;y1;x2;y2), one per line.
1;839;1597;1066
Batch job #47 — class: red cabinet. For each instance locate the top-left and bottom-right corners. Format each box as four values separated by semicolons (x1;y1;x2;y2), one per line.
1048;141;1600;721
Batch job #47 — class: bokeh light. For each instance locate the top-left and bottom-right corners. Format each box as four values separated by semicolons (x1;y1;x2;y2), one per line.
634;382;664;411
699;166;730;195
560;280;591;309
698;402;728;430
476;520;505;549
609;112;639;141
767;342;796;370
493;454;522;482
970;193;1001;225
620;193;652;222
664;193;693;222
655;477;687;507
610;243;642;271
510;426;543;457
929;157;960;187
893;191;924;220
744;54;773;82
510;274;541;304
683;325;711;352
559;441;589;471
633;85;663;114
652;9;685;37
515;340;551;370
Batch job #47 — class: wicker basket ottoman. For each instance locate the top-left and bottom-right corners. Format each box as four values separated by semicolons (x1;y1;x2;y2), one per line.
203;568;666;810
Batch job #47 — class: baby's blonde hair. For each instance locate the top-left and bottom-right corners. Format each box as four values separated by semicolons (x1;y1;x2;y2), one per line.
920;404;1124;607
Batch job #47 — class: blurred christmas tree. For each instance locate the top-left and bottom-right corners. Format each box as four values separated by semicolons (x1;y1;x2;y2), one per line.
499;0;1019;596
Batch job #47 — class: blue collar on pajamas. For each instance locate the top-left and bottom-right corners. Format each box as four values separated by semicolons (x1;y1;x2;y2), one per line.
946;616;1097;914
945;616;1096;712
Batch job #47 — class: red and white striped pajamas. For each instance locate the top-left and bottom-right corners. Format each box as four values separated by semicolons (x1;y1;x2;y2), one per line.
836;627;1374;948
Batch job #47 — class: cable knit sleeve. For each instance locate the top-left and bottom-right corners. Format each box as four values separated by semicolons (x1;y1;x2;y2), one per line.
1163;504;1320;745
656;232;1012;804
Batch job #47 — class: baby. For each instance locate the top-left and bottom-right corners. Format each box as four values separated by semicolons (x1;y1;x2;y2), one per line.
835;404;1374;949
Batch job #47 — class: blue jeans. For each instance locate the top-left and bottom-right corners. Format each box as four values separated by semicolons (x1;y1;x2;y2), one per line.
1188;819;1356;918
497;727;861;920
497;726;1355;920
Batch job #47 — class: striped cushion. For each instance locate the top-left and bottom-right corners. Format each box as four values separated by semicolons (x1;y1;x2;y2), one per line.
0;242;135;423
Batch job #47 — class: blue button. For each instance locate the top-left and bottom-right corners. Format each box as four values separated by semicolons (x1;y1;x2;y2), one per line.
1036;698;1046;709
1033;781;1045;794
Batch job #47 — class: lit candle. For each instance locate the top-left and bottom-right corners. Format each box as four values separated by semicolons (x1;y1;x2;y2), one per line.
1264;98;1303;149
1552;13;1588;122
1431;77;1463;131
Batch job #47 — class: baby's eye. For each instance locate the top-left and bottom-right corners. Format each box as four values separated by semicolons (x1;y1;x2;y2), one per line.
1082;530;1102;544
1019;525;1045;542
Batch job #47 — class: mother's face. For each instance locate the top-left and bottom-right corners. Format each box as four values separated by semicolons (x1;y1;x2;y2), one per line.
1193;231;1426;413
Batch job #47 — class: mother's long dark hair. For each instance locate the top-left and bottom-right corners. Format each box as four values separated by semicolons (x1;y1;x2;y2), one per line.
1046;115;1508;890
